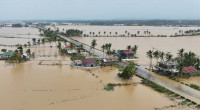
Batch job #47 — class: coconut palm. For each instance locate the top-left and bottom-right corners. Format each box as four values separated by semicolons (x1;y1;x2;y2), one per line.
42;39;45;44
131;45;138;55
115;32;118;36
101;45;106;58
98;31;101;36
153;50;159;64
57;42;62;51
91;39;97;55
147;50;153;70
178;48;185;58
104;31;106;36
137;31;140;35
127;45;131;50
159;51;165;61
165;52;173;61
109;32;112;37
32;38;36;45
26;49;31;56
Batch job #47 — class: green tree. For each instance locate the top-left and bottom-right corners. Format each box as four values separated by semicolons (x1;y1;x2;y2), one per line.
118;62;137;79
1;49;7;52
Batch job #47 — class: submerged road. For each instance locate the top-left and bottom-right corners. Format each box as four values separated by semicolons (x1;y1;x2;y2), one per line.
59;35;200;104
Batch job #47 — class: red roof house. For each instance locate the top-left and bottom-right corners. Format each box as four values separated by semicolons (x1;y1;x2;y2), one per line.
82;58;97;67
182;66;197;73
123;50;134;54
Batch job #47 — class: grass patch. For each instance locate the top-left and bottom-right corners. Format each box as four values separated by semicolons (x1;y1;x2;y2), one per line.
189;84;200;91
104;83;134;91
70;55;85;61
141;79;171;93
104;85;114;91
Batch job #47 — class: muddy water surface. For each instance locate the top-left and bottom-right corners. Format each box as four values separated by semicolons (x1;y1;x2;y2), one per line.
0;27;198;110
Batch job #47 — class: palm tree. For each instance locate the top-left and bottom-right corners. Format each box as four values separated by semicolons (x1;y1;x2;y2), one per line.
101;45;106;58
178;48;185;59
89;32;92;37
42;39;45;44
131;45;138;55
98;31;101;36
115;32;118;36
107;43;112;54
57;42;62;51
17;46;23;54
32;38;36;45
26;49;31;56
165;52;173;61
153;50;159;64
37;39;40;44
92;32;95;36
137;31;140;35
147;50;153;70
104;31;106;36
109;32;112;37
91;39;97;55
127;45;131;50
159;51;165;61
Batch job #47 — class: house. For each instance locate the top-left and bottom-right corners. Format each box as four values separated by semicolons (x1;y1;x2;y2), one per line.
82;58;98;67
0;51;15;59
155;61;179;75
182;66;197;73
119;50;134;59
102;58;117;66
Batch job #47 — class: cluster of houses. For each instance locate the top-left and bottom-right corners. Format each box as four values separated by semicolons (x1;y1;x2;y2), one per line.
155;61;199;77
71;49;135;68
73;57;118;68
0;50;30;60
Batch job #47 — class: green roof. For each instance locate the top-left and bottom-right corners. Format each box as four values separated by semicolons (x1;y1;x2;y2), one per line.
3;51;15;56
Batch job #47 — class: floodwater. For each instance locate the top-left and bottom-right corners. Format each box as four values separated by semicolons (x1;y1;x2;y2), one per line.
0;27;198;110
52;25;200;36
0;42;177;110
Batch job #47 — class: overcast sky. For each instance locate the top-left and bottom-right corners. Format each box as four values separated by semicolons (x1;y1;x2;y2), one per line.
0;0;200;20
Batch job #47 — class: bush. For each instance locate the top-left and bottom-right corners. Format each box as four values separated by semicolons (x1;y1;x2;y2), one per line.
190;84;200;91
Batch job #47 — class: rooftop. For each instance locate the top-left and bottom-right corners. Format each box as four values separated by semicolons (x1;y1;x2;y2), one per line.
123;50;134;54
183;66;197;73
82;58;97;65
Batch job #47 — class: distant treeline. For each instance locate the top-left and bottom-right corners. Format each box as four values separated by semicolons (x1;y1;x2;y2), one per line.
22;20;200;26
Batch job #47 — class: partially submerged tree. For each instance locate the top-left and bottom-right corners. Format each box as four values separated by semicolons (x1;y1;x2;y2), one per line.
118;62;137;79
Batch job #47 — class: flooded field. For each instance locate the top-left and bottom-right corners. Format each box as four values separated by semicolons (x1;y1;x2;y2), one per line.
0;27;199;110
51;25;200;36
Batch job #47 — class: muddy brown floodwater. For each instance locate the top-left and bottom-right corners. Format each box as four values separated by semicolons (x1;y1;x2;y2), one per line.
0;27;199;110
0;43;175;110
